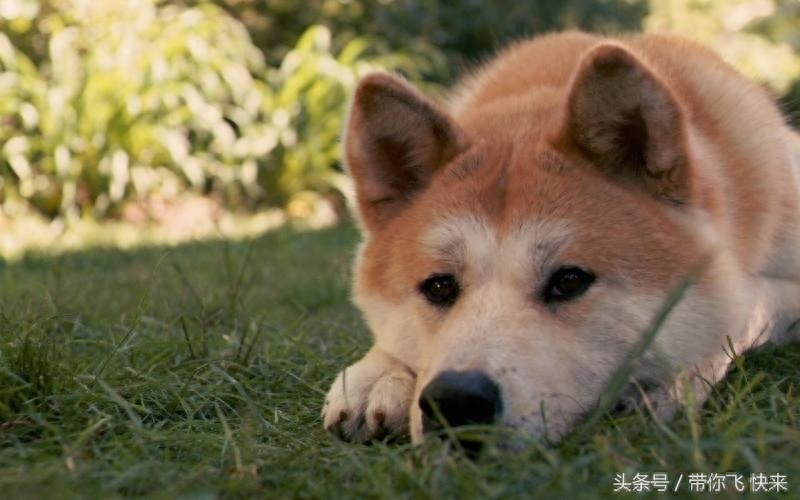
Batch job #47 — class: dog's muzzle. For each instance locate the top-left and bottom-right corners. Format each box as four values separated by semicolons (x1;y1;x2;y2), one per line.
419;369;503;451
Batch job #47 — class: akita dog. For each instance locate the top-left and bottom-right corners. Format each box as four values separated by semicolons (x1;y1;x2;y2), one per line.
322;31;800;445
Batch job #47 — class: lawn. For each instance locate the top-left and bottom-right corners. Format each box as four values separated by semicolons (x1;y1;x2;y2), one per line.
0;222;798;499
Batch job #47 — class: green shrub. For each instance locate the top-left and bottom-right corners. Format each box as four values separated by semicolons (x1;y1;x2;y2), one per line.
0;1;442;219
1;0;277;218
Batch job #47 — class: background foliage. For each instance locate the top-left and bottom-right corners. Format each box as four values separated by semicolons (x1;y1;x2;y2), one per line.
0;0;798;220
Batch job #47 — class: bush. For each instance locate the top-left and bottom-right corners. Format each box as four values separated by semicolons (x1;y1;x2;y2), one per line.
0;0;440;219
1;0;275;218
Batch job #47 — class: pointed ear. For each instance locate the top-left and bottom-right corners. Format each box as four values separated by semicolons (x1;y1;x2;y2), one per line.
344;73;468;231
556;43;692;204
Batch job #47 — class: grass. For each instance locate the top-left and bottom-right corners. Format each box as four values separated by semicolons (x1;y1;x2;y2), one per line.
0;221;798;499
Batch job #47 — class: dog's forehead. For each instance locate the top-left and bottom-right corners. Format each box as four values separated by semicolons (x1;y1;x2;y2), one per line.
421;149;580;271
438;140;596;224
420;214;572;277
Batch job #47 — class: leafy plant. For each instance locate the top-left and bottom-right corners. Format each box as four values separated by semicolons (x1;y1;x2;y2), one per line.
0;1;440;220
1;0;278;218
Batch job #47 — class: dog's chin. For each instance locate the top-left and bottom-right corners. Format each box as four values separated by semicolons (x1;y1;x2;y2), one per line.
474;383;672;453
459;422;576;453
463;414;581;452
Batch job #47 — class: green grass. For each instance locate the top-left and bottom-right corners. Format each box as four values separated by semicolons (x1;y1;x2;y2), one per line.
0;222;798;499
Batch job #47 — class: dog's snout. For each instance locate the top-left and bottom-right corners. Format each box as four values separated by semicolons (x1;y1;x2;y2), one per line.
419;370;502;432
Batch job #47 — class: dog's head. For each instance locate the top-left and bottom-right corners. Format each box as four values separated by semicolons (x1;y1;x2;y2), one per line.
344;44;748;443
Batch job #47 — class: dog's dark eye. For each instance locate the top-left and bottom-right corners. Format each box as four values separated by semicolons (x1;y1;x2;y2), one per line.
543;266;595;303
419;274;460;307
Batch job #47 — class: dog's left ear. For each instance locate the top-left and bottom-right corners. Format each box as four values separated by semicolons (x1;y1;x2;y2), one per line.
556;43;692;204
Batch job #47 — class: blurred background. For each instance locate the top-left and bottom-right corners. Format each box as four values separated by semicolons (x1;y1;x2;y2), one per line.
0;0;798;257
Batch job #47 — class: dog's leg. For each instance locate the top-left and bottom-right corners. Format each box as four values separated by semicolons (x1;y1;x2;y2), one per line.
640;275;800;421
768;298;800;345
770;131;800;343
763;277;800;344
616;355;733;424
322;347;415;442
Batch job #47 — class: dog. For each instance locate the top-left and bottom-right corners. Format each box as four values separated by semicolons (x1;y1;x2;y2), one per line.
322;31;800;446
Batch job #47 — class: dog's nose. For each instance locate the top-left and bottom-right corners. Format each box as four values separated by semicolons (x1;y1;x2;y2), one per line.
419;370;502;432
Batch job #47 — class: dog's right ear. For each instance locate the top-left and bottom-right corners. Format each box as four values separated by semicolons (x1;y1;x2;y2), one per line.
344;73;468;232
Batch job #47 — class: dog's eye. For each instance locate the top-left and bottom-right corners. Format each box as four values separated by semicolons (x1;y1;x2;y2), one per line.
543;266;595;303
419;274;460;307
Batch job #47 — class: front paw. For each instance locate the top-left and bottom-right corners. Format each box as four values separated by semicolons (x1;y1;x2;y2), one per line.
322;349;415;442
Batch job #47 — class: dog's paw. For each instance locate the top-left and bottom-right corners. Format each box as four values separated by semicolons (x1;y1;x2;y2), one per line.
322;349;415;442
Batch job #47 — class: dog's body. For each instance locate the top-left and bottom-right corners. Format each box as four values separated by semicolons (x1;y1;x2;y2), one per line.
323;31;800;444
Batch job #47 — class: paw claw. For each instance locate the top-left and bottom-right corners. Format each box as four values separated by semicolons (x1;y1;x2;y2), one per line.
322;355;415;443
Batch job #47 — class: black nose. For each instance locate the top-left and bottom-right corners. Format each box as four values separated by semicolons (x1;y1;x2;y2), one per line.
419;370;502;432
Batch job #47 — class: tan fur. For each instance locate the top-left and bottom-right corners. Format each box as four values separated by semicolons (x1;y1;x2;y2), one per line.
322;31;800;444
